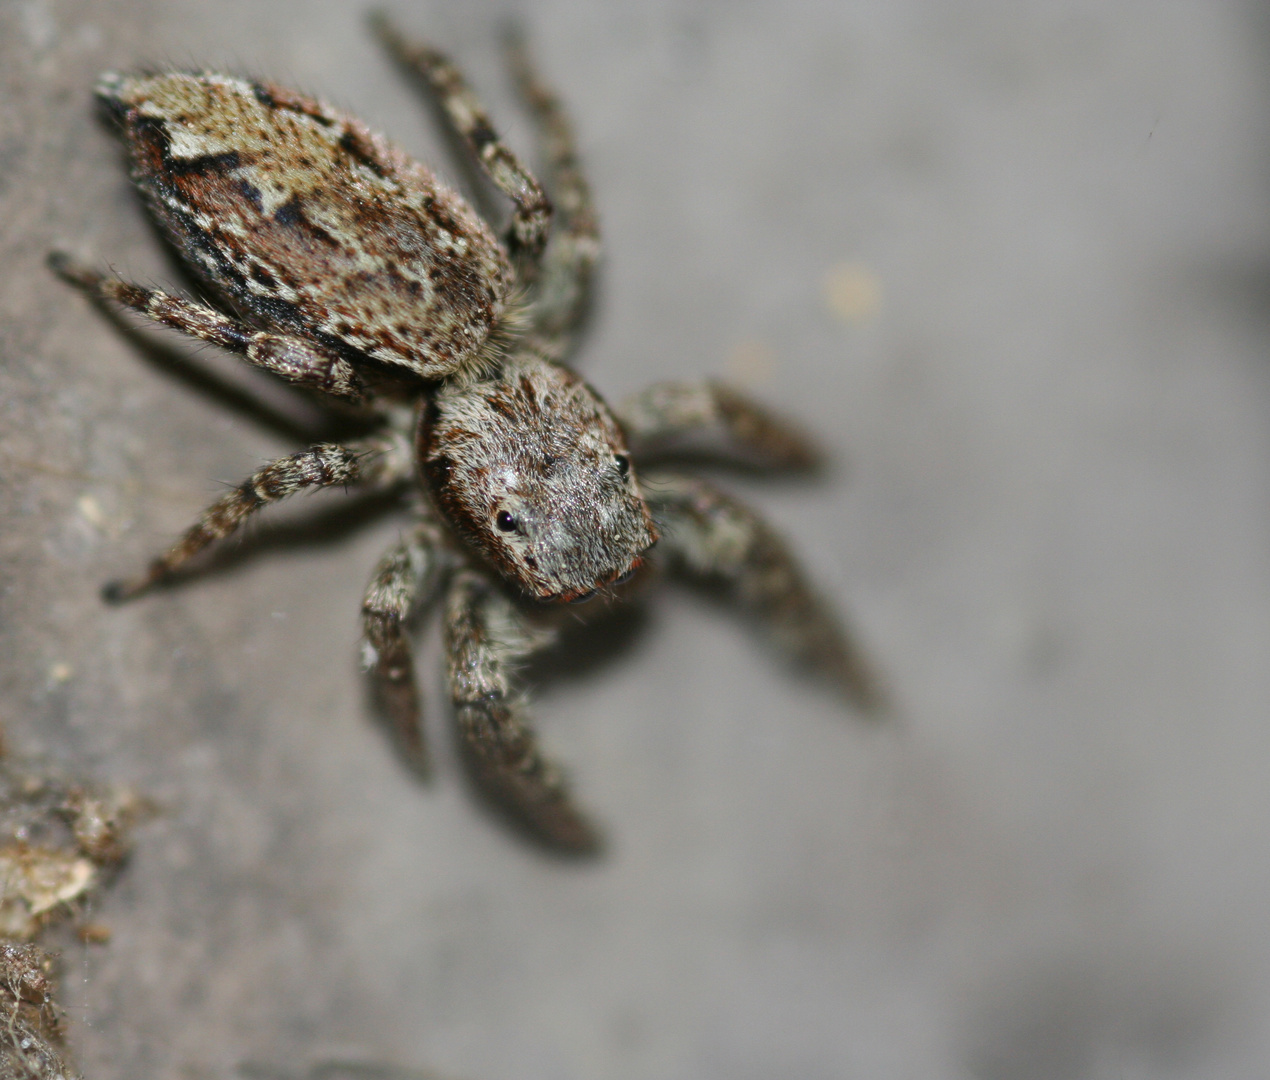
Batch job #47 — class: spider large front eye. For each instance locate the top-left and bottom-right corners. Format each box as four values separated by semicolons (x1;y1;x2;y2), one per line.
495;510;518;533
615;454;631;478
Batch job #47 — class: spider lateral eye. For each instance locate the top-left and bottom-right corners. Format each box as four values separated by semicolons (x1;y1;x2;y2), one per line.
615;454;631;478
495;510;518;533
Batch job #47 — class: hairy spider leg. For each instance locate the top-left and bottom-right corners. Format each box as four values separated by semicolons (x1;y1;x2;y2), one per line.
48;254;368;403
103;440;404;601
504;26;601;358
644;472;885;712
445;569;599;852
373;14;553;273
362;519;449;774
619;380;824;469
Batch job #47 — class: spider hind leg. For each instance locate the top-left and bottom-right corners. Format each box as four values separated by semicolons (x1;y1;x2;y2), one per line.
49;254;367;403
373;15;553;274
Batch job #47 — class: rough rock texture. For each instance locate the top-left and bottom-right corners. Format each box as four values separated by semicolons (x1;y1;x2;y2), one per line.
4;2;1270;1078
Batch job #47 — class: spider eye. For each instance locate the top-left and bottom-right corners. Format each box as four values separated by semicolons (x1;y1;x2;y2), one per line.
495;509;518;533
615;454;631;478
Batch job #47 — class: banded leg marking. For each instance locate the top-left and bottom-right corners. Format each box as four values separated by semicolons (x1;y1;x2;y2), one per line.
505;27;600;353
50;254;366;402
104;443;365;601
372;16;553;270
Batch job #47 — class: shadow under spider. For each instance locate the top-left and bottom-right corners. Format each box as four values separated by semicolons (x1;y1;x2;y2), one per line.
526;596;653;688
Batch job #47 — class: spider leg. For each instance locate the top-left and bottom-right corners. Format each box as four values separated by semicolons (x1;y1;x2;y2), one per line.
104;437;405;601
362;519;449;775
504;27;600;358
618;381;822;469
444;568;599;853
49;254;367;403
372;15;552;273
644;471;885;712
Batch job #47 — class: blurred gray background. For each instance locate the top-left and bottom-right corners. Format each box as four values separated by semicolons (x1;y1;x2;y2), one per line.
3;1;1270;1077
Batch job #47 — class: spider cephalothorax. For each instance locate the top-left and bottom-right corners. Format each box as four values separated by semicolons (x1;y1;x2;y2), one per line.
422;355;656;602
52;17;881;852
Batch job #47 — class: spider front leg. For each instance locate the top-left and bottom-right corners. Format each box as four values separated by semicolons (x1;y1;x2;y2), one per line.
362;519;449;775
372;15;552;272
49;255;367;402
644;472;885;713
445;569;599;853
105;437;407;601
618;381;821;469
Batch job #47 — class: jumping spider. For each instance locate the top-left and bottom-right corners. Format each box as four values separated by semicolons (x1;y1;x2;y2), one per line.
52;18;881;852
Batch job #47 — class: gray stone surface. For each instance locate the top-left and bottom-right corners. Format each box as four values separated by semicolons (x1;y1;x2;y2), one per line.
3;1;1270;1077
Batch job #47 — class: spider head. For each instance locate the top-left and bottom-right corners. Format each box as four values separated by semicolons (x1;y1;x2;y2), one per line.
420;356;657;602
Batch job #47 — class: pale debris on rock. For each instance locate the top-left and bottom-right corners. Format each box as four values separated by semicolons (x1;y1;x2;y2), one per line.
0;756;149;1080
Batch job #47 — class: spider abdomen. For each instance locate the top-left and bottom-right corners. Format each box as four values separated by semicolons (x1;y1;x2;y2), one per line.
100;70;513;380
